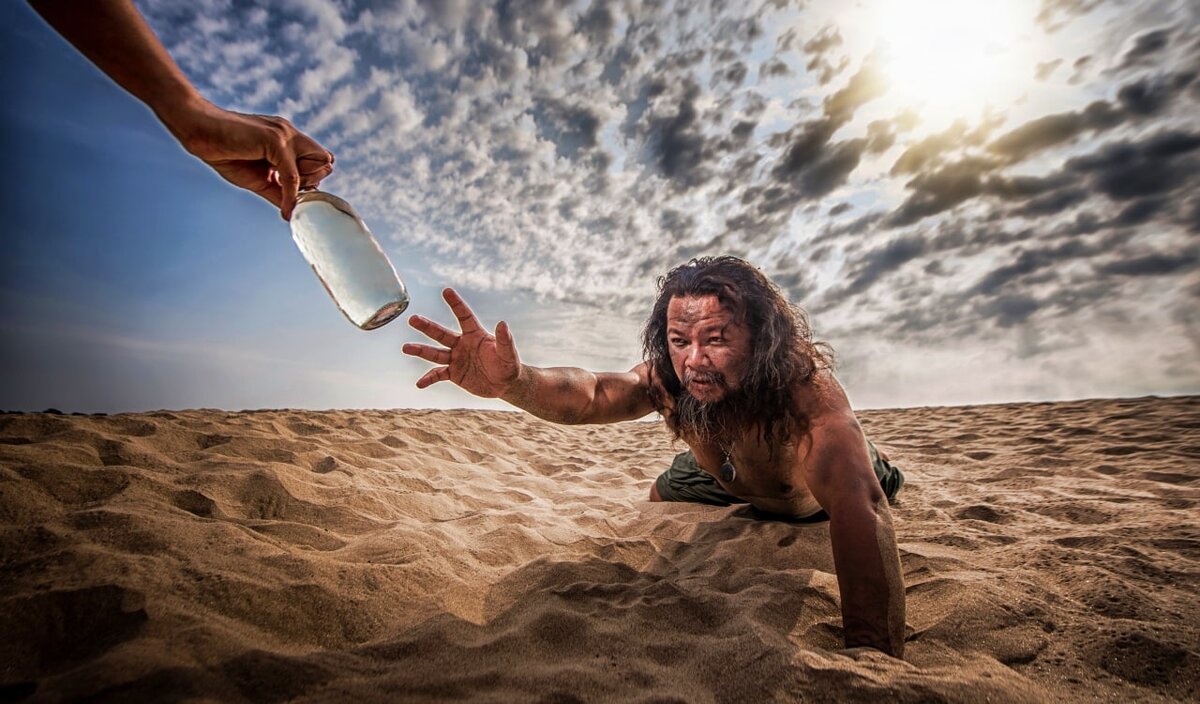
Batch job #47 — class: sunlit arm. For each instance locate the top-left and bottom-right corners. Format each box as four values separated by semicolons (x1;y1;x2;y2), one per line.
804;414;906;657
502;363;655;425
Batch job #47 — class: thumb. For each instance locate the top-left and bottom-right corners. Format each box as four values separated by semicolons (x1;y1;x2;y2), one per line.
495;321;519;363
265;139;300;220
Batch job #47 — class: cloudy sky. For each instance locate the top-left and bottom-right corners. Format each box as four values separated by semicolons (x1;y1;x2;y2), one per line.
2;0;1197;413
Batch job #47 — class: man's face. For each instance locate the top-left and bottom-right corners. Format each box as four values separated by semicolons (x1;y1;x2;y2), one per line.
666;295;752;403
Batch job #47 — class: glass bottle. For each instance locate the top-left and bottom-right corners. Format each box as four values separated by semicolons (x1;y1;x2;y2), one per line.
289;189;409;330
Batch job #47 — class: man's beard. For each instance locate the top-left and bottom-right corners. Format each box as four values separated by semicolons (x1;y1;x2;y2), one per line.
674;370;746;443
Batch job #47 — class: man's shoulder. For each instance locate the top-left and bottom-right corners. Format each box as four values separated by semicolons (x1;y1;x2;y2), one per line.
791;368;854;423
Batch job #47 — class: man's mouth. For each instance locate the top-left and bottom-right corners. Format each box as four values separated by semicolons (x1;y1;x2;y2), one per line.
685;371;725;390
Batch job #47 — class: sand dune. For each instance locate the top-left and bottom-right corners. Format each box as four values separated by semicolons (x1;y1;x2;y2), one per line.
1;396;1197;702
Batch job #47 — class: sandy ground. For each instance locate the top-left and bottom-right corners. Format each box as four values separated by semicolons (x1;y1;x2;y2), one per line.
1;396;1197;702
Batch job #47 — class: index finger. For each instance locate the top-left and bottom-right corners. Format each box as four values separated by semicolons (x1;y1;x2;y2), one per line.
442;288;482;334
408;314;459;347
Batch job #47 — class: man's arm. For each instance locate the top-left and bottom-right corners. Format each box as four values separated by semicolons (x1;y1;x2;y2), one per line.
29;0;333;219
501;364;655;425
403;288;656;424
803;411;906;657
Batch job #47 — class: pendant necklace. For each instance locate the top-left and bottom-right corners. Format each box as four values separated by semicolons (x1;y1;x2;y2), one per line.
718;440;737;484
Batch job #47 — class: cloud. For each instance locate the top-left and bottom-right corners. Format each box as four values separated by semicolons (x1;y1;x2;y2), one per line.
1097;250;1199;276
1065;129;1200;200
1035;58;1063;81
886;158;995;227
987;100;1123;162
1115;27;1173;71
644;79;713;190
1035;0;1105;33
802;25;848;85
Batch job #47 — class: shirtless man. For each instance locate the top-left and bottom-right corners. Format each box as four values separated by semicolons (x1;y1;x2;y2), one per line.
402;256;907;657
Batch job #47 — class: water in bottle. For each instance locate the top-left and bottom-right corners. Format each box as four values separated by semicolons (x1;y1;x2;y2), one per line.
289;190;409;330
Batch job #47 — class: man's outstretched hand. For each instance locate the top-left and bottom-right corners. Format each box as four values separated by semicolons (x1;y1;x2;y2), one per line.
403;288;522;397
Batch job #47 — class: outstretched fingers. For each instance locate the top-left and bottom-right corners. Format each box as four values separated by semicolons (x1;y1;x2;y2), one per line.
442;288;483;334
408;314;460;347
415;366;451;389
402;343;451;365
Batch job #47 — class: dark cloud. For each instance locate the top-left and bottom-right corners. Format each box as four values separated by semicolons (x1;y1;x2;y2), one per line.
576;0;617;45
771;266;818;301
988;100;1123;161
714;60;748;87
1116;27;1173;72
886;158;996;227
750;59;886;219
824;59;886;124
1069;54;1093;84
792;137;868;200
659;208;698;242
802;25;848;85
892;119;996;175
829;202;852;216
645;79;713;190
967;231;1146;304
838;235;928;299
731;119;757;141
865;120;895;154
984;173;1073;201
1116;70;1197;116
531;97;602;159
1011;188;1089;218
977;294;1040;327
758;56;791;79
971;242;1082;296
1113;197;1168;226
1097;250;1199;276
1066;129;1200;200
1035;58;1063;81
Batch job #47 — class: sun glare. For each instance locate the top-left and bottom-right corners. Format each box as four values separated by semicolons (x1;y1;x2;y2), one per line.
875;0;1024;126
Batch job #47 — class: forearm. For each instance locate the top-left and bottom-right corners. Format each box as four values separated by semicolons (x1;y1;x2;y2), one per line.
30;0;204;126
500;365;602;424
829;499;906;656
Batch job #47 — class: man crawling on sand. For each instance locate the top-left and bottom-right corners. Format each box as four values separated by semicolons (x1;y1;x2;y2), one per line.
403;256;906;657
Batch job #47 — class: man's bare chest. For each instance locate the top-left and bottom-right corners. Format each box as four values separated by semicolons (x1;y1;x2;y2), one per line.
685;433;824;517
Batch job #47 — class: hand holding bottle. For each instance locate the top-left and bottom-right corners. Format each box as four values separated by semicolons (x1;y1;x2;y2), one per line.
29;0;334;219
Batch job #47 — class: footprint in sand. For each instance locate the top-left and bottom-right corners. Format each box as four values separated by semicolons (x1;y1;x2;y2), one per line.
312;456;341;474
172;489;221;518
953;504;1013;524
198;433;231;450
1140;471;1196;485
1095;445;1145;456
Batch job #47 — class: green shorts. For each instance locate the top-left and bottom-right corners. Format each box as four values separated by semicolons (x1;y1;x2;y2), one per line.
653;438;905;510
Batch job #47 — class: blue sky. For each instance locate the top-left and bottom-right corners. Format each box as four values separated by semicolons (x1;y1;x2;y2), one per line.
2;0;1197;413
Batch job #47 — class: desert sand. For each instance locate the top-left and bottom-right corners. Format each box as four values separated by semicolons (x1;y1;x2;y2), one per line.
1;395;1197;702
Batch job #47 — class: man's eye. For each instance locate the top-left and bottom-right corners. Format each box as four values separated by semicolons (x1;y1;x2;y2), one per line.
709;337;724;344
670;338;687;347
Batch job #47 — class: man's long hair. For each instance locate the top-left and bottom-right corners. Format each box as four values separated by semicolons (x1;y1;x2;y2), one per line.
641;256;834;448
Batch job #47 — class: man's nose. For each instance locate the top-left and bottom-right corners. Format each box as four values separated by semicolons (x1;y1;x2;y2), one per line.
685;343;708;369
